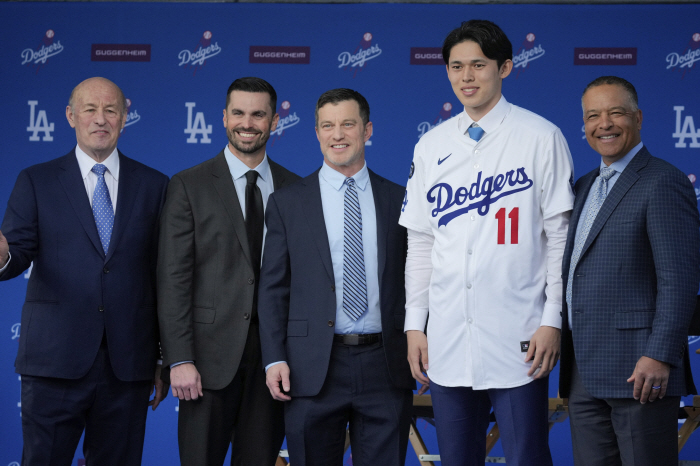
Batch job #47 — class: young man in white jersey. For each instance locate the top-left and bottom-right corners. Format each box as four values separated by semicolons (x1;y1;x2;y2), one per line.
399;20;574;466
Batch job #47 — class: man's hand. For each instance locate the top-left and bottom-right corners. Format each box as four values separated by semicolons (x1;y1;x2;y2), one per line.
525;325;561;378
407;330;430;395
170;363;203;400
149;364;169;410
627;356;670;403
266;363;292;401
0;230;9;268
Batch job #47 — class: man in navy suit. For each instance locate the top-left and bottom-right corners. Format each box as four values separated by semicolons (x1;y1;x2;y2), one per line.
259;88;414;466
0;77;169;465
560;76;700;465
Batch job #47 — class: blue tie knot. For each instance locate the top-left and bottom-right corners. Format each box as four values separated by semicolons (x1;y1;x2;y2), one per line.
91;164;108;177
599;166;616;181
468;125;485;142
346;177;356;188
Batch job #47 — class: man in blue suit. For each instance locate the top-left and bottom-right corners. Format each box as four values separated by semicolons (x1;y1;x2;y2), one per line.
258;88;414;466
0;77;169;465
560;76;700;465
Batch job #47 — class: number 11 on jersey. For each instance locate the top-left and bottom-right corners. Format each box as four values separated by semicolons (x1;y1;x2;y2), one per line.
495;207;519;244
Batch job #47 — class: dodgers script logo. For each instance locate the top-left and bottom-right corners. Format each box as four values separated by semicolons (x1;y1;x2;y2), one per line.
417;102;453;139
121;98;141;133
270;101;299;147
178;31;221;75
666;32;700;78
428;168;533;227
21;29;63;73
338;32;382;77
673;106;700;148
513;33;545;77
11;323;20;340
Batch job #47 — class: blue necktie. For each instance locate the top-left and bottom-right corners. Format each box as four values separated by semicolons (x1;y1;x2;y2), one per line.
566;166;617;312
342;178;368;321
91;164;114;254
468;124;485;142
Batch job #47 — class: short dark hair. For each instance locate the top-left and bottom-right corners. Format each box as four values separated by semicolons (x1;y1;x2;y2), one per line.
582;76;639;111
226;77;277;113
442;20;513;69
315;88;370;127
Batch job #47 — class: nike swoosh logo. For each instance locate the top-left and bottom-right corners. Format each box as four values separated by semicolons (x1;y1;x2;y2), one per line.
438;154;451;165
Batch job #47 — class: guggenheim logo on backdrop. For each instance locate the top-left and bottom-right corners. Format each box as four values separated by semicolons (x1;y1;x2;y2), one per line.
574;47;637;65
91;44;151;62
249;46;310;64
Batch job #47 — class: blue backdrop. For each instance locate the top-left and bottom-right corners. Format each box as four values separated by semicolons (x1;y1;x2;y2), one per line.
2;2;700;465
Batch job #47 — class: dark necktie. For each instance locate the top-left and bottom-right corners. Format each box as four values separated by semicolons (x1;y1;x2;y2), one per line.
245;170;264;318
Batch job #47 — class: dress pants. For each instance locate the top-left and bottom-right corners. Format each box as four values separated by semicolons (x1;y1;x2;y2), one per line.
177;321;285;466
430;377;552;466
284;340;413;466
21;340;151;466
568;359;679;466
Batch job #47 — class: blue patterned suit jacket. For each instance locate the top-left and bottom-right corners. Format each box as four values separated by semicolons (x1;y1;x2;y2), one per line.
560;146;700;399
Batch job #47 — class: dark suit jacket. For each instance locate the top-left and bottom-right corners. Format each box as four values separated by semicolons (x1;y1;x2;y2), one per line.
157;151;299;390
258;168;415;397
560;147;700;399
0;149;169;381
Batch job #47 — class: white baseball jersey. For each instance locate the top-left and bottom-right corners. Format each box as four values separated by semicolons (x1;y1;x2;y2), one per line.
399;96;574;389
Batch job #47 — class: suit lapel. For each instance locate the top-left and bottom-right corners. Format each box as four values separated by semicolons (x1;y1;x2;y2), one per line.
268;158;288;190
579;148;650;259
211;151;253;269
562;170;597;272
369;170;388;288
57;150;104;258
106;152;140;263
300;170;335;282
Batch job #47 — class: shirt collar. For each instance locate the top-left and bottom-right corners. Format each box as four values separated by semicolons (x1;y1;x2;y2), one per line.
600;141;643;174
75;144;120;181
224;145;271;182
319;161;370;192
458;95;510;135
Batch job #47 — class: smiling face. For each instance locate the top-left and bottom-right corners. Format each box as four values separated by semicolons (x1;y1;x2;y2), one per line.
66;78;126;162
446;40;512;121
223;90;279;166
315;99;372;177
582;84;642;166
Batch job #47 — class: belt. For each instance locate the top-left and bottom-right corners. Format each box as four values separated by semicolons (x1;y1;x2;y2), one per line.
333;333;382;346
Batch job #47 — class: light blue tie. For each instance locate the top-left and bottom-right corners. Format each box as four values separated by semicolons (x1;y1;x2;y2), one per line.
468;124;485;142
566;166;617;312
91;164;114;254
342;178;368;321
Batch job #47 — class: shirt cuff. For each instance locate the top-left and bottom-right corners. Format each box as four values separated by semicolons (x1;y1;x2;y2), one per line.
170;360;193;369
265;361;286;372
540;301;562;329
0;251;11;274
404;307;429;333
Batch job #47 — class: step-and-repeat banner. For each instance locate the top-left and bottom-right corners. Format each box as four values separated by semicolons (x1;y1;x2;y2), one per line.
1;2;700;465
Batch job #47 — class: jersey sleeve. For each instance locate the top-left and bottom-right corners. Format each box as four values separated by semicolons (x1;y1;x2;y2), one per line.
398;141;432;234
539;128;575;219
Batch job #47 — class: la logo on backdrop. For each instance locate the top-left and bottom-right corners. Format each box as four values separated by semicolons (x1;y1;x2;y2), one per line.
512;33;545;78
21;29;63;73
666;32;700;78
338;32;382;77
417;102;454;139
178;31;221;75
270;101;300;147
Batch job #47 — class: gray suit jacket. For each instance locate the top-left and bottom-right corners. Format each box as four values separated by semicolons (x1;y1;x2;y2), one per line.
157;151;300;390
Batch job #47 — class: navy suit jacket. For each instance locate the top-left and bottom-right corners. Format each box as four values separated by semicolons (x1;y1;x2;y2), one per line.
560;147;700;399
0;149;169;381
258;168;415;397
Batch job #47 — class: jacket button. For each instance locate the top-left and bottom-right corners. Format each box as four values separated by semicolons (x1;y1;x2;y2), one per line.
103;267;109;274
248;278;255;285
244;313;250;320
331;285;335;292
98;306;104;312
328;320;334;327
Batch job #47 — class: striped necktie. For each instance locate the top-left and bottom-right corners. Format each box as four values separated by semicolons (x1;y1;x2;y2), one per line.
342;177;368;321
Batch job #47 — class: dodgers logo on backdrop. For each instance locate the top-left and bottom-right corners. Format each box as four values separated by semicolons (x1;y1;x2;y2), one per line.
11;323;20;340
427;168;534;227
417;103;454;139
178;31;221;75
27;101;54;142
687;174;700;201
673;106;700;148
21;29;63;73
666;32;700;77
184;102;212;143
512;33;545;77
121;98;141;133
338;32;382;77
270;101;299;147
